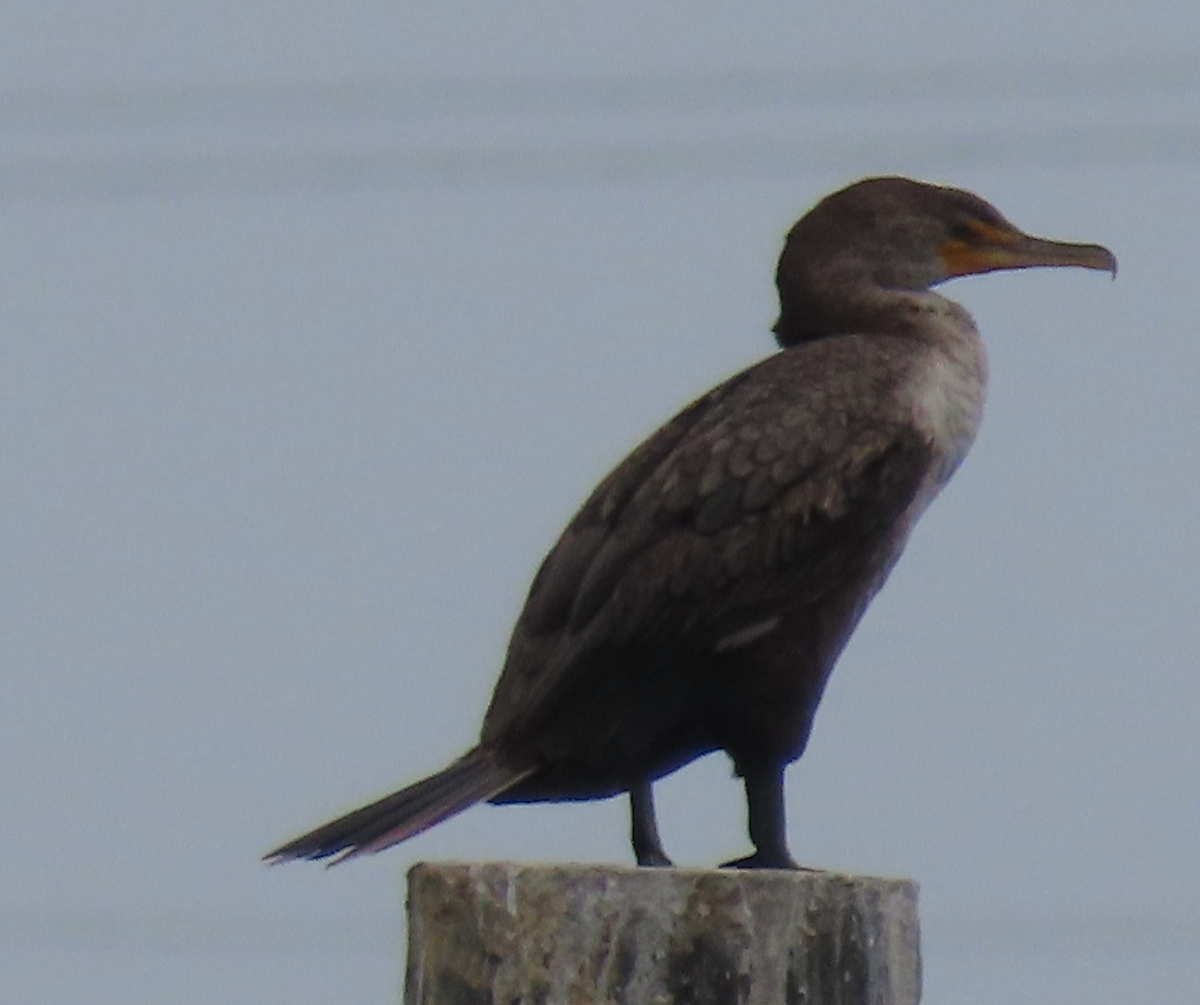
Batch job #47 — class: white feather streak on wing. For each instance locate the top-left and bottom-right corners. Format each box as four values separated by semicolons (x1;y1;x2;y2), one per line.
714;616;783;653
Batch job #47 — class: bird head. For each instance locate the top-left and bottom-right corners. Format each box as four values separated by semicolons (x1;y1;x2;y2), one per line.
773;176;1116;346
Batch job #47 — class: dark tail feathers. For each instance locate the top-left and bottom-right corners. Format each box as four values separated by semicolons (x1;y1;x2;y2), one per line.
264;747;533;865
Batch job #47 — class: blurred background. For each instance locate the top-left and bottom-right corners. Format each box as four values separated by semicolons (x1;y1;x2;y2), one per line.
1;3;1197;1002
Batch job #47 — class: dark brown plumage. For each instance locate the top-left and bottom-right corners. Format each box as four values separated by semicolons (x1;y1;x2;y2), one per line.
266;176;1115;869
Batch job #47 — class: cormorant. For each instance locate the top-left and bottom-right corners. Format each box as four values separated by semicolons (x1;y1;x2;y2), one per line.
266;176;1115;869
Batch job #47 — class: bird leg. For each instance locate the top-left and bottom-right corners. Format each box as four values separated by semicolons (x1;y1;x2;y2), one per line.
629;779;673;867
721;761;801;869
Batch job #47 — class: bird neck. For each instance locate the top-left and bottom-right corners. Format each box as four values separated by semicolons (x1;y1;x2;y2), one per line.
773;284;961;349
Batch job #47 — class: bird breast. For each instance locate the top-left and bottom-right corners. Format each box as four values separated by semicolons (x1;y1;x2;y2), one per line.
902;302;988;495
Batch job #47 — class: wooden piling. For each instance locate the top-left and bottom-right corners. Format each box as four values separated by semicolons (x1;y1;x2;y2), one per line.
404;862;920;1004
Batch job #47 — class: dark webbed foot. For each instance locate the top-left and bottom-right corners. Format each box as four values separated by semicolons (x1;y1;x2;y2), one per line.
630;779;673;867
720;849;804;870
722;760;801;870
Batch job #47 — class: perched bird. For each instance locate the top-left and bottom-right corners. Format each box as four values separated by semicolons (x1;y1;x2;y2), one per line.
266;177;1115;869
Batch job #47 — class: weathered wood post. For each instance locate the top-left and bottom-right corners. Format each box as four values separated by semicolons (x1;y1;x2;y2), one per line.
404;863;920;1004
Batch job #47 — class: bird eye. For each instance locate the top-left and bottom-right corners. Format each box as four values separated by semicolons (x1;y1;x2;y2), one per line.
949;218;979;242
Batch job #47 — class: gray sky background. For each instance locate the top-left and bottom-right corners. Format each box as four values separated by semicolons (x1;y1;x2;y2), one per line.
1;3;1197;1003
